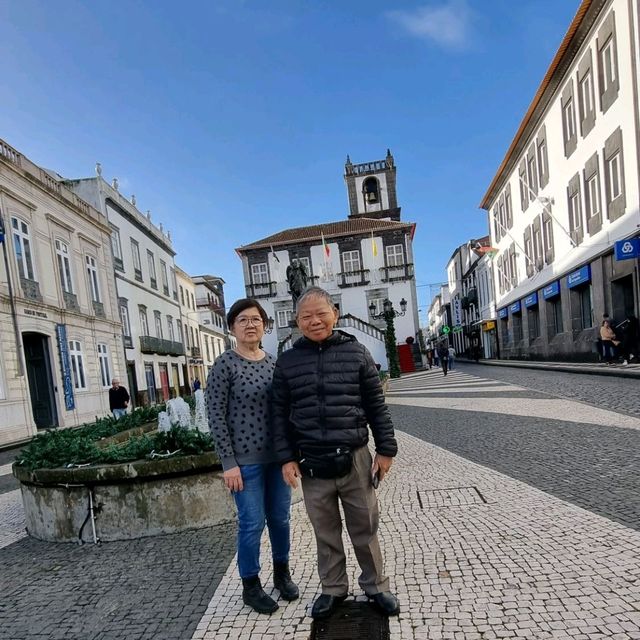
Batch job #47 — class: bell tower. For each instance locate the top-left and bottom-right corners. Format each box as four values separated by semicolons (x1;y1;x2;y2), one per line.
344;149;400;221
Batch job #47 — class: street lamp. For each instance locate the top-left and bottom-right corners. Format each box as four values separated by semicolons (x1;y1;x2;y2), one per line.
265;317;275;334
368;298;407;378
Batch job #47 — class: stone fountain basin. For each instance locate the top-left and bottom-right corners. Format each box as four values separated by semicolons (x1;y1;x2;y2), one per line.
13;452;236;543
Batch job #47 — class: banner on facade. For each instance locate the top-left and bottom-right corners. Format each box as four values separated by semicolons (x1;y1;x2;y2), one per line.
55;323;75;411
567;264;591;289
614;238;640;260
453;297;462;326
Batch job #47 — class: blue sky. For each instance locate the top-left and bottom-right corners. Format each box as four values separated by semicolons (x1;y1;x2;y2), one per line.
0;0;579;319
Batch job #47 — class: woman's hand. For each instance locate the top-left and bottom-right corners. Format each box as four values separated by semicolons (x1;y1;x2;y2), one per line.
282;462;302;489
223;466;243;493
371;454;394;483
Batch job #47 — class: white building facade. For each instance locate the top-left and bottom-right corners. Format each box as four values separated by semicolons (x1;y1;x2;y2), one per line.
193;274;228;376
69;174;186;403
480;0;640;360
237;153;421;372
0;140;125;445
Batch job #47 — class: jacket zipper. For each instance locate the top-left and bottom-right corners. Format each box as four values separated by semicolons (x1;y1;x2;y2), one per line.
318;344;326;437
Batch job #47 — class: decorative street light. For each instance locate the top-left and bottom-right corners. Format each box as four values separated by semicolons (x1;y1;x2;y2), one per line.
265;317;275;334
368;298;407;378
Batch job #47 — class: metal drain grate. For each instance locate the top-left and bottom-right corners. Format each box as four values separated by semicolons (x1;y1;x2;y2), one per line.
417;486;487;509
309;601;390;640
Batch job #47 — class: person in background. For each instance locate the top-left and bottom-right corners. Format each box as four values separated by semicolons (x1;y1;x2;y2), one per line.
599;319;617;365
192;377;201;392
272;287;400;620
436;342;449;376
621;314;639;366
206;298;298;615
109;379;130;419
448;345;456;370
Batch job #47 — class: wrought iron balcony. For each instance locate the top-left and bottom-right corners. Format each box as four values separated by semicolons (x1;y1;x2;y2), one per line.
139;335;185;356
245;281;277;299
379;263;414;283
337;270;370;288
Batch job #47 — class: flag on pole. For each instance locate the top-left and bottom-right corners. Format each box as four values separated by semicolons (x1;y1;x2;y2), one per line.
371;231;378;258
270;245;280;263
321;232;330;258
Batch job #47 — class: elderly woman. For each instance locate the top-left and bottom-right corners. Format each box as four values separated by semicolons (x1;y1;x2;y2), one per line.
272;286;399;619
205;298;298;614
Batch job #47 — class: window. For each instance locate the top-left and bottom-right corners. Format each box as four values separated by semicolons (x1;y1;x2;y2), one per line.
603;127;625;221
185;324;191;348
504;185;512;228
251;263;269;284
97;343;111;388
537;126;549;189
386;244;404;266
597;13;619;112
579;71;594;123
277;309;293;328
524;226;534;276
69;340;87;390
518;161;528;212
11;217;35;280
563;98;576;143
147;250;157;289
601;38;616;91
579;285;593;330
498;198;506;233
528;307;540;340
166;316;175;342
512;313;523;343
160;260;169;295
190;292;195;310
567;174;583;245
131;239;142;280
205;336;211;361
369;298;385;316
120;303;131;337
561;81;577;157
55;240;73;294
542;213;554;262
298;256;311;276
170;268;178;301
139;307;149;336
85;255;101;302
341;250;361;273
527;149;538;195
549;298;563;337
569;192;582;234
363;177;379;204
586;172;601;219
154;311;163;339
111;227;123;268
180;286;185;306
176;319;184;344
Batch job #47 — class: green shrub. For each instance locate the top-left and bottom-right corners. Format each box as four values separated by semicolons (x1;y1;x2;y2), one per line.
15;406;215;471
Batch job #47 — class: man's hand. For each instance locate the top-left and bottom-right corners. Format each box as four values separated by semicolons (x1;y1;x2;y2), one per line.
282;461;302;489
371;454;394;483
223;466;243;493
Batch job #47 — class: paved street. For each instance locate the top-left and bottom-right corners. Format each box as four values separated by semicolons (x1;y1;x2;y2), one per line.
1;364;640;639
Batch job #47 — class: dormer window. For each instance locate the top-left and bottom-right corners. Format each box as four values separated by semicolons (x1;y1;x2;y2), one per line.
363;177;379;204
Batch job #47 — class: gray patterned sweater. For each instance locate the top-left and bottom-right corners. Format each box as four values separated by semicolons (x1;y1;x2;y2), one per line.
205;350;277;471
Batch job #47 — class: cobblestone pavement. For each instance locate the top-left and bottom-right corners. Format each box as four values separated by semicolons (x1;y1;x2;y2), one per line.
461;362;640;417
387;368;640;531
192;430;640;639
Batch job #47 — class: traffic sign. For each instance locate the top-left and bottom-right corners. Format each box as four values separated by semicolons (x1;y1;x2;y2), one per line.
442;326;451;334
614;238;640;260
452;326;463;333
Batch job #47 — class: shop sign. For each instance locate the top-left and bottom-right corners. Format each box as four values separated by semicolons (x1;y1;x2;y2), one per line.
524;292;538;308
509;300;522;314
614;238;640;260
498;308;508;319
542;281;560;299
567;264;591;289
482;320;496;331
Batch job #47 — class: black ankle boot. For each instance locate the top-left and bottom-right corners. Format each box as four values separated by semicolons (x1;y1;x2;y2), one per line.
242;576;279;614
273;562;299;601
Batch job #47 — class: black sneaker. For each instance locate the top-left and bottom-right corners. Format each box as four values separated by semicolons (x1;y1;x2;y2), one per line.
273;562;299;601
242;576;279;614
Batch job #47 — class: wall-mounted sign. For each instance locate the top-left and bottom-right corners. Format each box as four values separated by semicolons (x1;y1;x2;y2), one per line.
542;281;560;299
24;308;48;319
614;238;640;260
498;308;508;319
482;320;496;331
55;324;75;411
453;297;462;326
524;292;539;308
567;264;591;289
509;300;522;314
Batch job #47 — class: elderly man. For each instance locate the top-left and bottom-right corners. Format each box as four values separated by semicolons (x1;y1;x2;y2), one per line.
272;286;399;619
109;378;130;419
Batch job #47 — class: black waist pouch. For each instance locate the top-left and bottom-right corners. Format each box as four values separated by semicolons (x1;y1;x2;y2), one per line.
298;446;353;479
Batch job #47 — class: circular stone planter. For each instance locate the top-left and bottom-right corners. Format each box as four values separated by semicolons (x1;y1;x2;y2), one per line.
13;453;236;543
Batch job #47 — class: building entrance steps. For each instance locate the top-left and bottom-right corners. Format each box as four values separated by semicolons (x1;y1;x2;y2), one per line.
191;429;640;639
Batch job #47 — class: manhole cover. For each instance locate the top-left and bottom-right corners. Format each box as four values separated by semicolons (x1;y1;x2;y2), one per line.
309;601;390;640
417;486;486;509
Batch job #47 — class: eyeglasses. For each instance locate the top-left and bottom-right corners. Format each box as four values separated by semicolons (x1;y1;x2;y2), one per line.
235;316;264;327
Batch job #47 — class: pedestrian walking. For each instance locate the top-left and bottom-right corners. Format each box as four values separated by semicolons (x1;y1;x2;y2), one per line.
272;287;400;620
206;298;298;615
599;319;618;365
448;346;456;370
620;314;639;365
436;342;449;376
426;348;433;369
192;377;201;392
109;379;130;419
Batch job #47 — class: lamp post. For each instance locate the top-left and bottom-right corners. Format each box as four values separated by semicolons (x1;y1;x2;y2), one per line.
369;297;407;379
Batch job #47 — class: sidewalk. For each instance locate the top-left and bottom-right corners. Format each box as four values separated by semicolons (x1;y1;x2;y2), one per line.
459;357;640;379
191;428;640;640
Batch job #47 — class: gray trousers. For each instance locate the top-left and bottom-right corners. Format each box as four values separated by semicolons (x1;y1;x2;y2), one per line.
301;445;389;596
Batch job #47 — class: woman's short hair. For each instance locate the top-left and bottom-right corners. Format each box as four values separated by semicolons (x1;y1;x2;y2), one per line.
227;298;269;327
295;286;336;316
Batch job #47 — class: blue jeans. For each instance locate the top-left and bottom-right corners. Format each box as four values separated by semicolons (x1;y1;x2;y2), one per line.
233;462;292;579
112;408;127;419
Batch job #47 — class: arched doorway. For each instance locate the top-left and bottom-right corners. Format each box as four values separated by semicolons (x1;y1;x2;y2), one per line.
23;332;58;429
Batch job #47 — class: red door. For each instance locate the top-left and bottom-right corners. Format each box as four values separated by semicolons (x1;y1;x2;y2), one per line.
397;344;416;373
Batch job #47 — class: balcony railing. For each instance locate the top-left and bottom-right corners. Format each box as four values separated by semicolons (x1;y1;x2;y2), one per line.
337;270;370;288
245;281;277;299
139;335;185;356
191;346;201;358
337;314;384;341
379;263;414;283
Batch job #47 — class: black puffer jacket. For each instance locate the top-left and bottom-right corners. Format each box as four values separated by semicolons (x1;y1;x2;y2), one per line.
271;330;397;464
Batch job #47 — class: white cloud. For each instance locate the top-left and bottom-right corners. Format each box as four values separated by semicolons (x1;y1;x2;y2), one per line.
386;1;473;50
